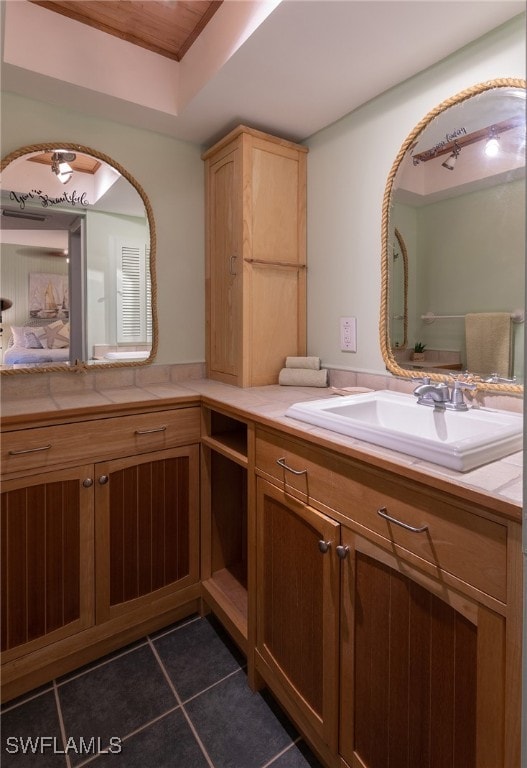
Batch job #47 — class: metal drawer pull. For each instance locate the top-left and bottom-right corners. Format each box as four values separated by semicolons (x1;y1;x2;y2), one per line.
318;540;331;554
135;426;167;435
336;545;350;560
8;444;52;456
276;457;308;475
98;475;109;485
377;506;428;533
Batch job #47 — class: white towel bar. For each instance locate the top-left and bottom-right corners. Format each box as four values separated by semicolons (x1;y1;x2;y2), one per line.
421;310;524;324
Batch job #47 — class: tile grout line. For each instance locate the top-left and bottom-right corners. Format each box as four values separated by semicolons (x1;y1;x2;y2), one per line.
3;616;314;768
260;736;304;768
1;685;54;714
74;703;182;768
53;681;73;768
74;619;242;768
54;640;149;688
150;614;202;642
180;665;246;707
49;623;193;768
1;618;221;766
148;636;217;768
75;640;246;766
43;615;200;695
66;624;201;768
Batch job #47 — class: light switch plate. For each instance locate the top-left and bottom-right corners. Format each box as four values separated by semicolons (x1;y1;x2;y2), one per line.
340;316;357;352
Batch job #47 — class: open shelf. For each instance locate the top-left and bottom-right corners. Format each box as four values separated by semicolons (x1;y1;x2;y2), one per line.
202;563;248;653
201;434;247;467
202;410;249;650
203;409;248;466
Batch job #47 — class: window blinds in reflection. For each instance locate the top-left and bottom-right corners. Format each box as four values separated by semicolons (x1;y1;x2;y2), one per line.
117;242;151;344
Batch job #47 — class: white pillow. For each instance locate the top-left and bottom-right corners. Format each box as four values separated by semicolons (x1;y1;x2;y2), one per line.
24;331;44;349
10;326;47;348
10;326;30;347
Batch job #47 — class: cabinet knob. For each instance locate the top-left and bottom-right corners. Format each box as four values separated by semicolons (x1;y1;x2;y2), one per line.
82;478;94;488
318;539;331;554
336;545;350;560
98;475;109;485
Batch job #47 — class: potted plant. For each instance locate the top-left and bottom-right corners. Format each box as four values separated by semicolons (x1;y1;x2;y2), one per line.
412;342;426;361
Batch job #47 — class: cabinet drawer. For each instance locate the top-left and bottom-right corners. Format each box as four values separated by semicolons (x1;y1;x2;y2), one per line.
255;428;507;602
1;407;201;475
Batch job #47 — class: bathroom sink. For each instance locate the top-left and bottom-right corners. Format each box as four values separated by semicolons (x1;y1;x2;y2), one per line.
285;390;523;471
104;350;150;361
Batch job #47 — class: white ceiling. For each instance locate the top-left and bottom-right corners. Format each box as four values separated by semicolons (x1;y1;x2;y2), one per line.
1;0;525;147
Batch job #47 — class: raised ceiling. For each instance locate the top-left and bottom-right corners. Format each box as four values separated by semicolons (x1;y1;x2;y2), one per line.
30;0;223;61
2;1;525;146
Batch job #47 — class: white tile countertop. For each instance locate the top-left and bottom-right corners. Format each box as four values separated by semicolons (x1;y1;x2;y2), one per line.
1;378;523;516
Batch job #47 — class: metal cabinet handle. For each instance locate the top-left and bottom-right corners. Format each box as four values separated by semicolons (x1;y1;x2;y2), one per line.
318;540;331;554
82;478;94;488
98;475;109;485
135;426;167;435
377;506;428;533
336;545;350;559
276;457;308;476
8;444;52;455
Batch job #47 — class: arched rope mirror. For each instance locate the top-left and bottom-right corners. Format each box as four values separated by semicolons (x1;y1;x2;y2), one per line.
380;78;525;395
0;142;158;375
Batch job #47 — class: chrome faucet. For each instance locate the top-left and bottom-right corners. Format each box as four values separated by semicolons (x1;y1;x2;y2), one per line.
413;378;477;411
413;381;450;407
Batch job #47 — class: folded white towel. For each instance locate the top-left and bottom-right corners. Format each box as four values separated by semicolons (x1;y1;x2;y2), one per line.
285;356;321;370
278;368;328;387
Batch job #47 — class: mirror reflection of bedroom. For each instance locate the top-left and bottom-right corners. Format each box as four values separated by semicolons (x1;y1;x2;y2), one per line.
0;211;77;366
0;148;152;368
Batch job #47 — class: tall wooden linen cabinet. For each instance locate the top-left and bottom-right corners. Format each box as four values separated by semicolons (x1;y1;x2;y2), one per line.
203;125;308;387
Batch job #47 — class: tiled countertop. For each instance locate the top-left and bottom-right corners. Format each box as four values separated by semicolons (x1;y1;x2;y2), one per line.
1;378;522;516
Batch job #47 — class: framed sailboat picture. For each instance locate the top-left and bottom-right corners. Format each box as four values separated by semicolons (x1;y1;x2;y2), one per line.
29;272;69;319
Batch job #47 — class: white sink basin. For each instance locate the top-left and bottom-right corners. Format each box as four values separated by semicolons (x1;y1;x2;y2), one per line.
285;390;523;472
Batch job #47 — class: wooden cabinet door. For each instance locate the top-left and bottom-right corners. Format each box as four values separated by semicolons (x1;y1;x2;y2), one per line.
95;446;200;623
1;465;95;661
340;531;507;768
205;127;307;387
246;139;307;385
255;478;340;752
206;144;242;382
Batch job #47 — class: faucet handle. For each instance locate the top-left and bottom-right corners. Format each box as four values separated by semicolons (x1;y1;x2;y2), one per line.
447;379;477;410
452;379;477;392
484;372;517;384
412;375;431;385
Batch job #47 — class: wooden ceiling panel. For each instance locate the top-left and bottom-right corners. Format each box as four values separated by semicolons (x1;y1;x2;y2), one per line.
29;152;101;174
30;1;223;61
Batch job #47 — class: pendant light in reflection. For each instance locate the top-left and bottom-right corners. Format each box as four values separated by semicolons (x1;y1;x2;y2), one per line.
51;152;76;184
441;141;461;171
484;128;500;157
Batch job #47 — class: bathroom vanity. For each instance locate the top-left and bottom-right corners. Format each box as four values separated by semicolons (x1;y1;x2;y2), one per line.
0;397;203;699
1;381;521;768
253;419;520;768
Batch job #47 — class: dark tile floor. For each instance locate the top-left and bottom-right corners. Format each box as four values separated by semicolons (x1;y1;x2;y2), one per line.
1;614;324;768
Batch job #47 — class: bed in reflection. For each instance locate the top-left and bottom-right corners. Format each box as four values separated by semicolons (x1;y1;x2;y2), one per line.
3;321;69;365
